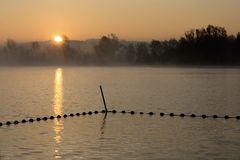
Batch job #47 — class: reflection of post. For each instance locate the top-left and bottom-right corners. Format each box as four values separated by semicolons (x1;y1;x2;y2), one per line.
100;113;107;135
53;68;64;146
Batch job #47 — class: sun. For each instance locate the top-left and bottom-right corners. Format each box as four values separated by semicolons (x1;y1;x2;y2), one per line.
54;36;63;43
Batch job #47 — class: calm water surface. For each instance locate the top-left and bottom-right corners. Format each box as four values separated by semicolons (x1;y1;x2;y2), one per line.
0;67;240;159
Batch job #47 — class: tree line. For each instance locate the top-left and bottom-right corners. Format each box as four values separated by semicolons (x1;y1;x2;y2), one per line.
0;25;240;65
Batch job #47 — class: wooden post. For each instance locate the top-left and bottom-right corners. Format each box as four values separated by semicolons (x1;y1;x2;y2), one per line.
100;85;108;112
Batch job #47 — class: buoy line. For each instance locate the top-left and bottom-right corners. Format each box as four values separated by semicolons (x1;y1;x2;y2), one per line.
0;110;239;127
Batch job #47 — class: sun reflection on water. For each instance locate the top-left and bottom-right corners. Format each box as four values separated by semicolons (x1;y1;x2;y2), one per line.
54;68;63;116
53;68;64;158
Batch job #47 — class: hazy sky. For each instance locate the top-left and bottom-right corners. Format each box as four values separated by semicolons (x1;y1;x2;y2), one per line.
0;0;240;43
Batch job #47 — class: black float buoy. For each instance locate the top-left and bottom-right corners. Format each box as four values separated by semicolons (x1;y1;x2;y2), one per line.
224;115;229;119
202;114;207;119
94;111;98;114
180;113;185;117
22;119;27;123
148;112;154;115
236;116;240;120
43;117;48;120
160;112;164;116
57;115;61;118
82;112;86;115
121;110;126;114
6;121;11;125
190;114;196;118
76;113;80;116
169;113;174;117
213;115;218;118
63;114;68;118
0;122;2;126
88;111;92;115
140;112;144;115
36;118;41;121
14;120;19;124
69;113;74;117
101;110;106;113
50;116;55;119
29;119;34;122
130;111;135;114
112;110;117;114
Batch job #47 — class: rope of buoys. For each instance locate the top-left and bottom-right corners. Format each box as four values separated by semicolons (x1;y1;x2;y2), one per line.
0;110;239;127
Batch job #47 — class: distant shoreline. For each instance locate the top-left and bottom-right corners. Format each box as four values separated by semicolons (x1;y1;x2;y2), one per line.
1;25;240;66
1;64;240;69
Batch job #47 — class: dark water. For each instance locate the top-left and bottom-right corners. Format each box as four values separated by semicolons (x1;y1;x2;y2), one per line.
0;67;240;159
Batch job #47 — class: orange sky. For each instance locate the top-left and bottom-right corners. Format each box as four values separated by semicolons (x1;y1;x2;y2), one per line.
0;0;240;43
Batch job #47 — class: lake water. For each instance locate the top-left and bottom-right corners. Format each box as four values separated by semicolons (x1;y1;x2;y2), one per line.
0;67;240;159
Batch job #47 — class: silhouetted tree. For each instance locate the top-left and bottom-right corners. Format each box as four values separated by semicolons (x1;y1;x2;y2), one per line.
3;39;18;62
4;39;17;56
125;43;136;63
94;34;120;63
237;32;240;42
61;35;75;60
178;25;230;64
31;41;39;50
6;39;16;50
136;42;150;63
150;40;162;62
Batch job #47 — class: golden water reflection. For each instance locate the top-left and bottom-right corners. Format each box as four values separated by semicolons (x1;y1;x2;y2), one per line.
53;68;64;145
54;68;63;116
